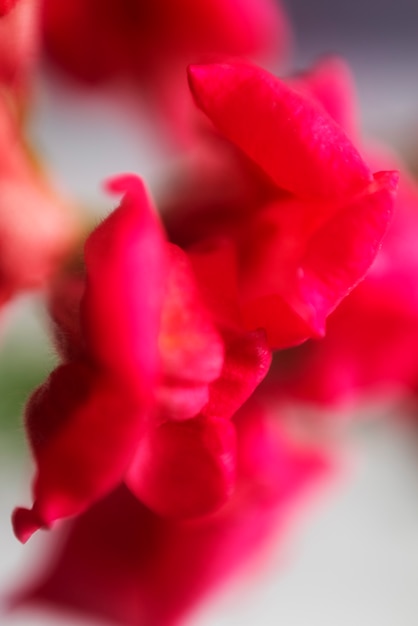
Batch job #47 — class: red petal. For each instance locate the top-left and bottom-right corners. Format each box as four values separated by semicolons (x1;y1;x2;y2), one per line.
82;174;167;394
287;57;359;140
13;404;332;626
0;0;17;17
188;62;372;200
125;416;236;518
203;328;272;419
294;170;398;331
13;362;149;542
155;243;225;420
239;171;398;348
188;238;242;329
161;245;222;382
275;171;418;405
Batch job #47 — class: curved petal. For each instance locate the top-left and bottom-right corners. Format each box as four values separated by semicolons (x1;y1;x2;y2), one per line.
287;57;359;141
82;174;167;395
160;245;223;383
13;404;333;626
202;328;272;419
13;362;149;543
125;416;236;518
239;170;398;348
154;243;225;420
188;62;372;200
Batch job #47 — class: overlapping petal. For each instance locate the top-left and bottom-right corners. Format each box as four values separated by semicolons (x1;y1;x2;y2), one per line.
125;415;236;518
14;173;276;539
275;167;418;405
185;61;397;348
240;170;397;347
13;176;169;540
188;62;372;200
82;175;167;393
13;401;333;626
13;363;147;543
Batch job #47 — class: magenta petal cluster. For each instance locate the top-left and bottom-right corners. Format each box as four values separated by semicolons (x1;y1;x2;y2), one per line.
0;0;414;624
12;58;398;544
12;174;272;541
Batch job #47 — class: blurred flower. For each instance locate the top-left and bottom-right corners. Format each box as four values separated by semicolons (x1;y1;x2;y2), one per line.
264;60;418;407
41;0;290;139
13;398;333;626
12;61;397;546
0;92;77;306
0;0;40;91
42;0;288;83
12;175;271;542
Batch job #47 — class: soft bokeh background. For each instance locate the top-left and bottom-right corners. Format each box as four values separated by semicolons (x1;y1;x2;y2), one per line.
2;0;418;623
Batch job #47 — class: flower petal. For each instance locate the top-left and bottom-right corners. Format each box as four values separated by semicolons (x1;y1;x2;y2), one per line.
239;171;398;348
13;404;332;626
287;57;359;140
188;62;372;200
12;361;150;542
82;174;167;394
125;416;236;518
202;328;272;419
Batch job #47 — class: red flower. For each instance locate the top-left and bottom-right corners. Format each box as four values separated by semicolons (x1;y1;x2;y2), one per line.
41;0;290;137
12;399;333;626
13;175;271;542
42;0;288;84
12;61;397;542
174;61;398;348
261;60;418;407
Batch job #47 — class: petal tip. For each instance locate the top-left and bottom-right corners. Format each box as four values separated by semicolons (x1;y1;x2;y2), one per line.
12;506;44;543
103;173;146;197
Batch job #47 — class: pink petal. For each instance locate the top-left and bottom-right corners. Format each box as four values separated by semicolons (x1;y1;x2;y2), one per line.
188;62;372;200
